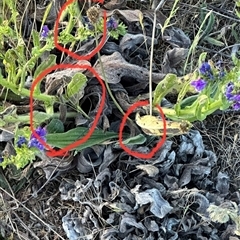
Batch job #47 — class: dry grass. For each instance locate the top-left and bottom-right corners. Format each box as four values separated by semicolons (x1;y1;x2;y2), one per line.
195;112;240;189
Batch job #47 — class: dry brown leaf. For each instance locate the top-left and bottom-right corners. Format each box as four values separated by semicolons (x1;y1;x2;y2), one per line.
136;164;159;177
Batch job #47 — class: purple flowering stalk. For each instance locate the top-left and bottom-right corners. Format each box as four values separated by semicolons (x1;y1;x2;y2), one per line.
191;61;227;92
224;82;240;110
28;127;47;151
16;127;47;151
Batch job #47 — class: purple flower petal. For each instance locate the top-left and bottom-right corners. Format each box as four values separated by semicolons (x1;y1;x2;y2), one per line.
199;62;213;79
29;127;47;151
107;17;118;30
16;136;27;148
233;102;240;110
199;62;211;75
233;94;240;102
225;82;234;100
41;25;49;38
191;79;207;92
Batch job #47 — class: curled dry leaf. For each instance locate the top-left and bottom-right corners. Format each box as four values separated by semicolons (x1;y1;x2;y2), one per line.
119;213;147;237
34;153;75;180
120;33;156;61
133;188;173;219
216;172;230;196
162;48;189;74
0;128;14;142
76;146;104;173
45;60;91;94
136;164;159;177
142;9;167;28
188;130;205;160
142;9;191;48
101;9;143;22
189;192;210;215
103;0;127;10
163;27;191;48
94;52;166;84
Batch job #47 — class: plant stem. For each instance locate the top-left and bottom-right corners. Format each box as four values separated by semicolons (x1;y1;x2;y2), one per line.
0;74;55;103
94;30;126;117
149;0;167;115
3;111;78;125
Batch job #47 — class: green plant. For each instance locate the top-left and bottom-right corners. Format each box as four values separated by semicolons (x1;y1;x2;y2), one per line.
0;0;127;117
0;1;127;169
153;52;240;122
207;202;240;236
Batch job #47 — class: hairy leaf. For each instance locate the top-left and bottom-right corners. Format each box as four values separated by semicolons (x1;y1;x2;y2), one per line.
46;127;119;151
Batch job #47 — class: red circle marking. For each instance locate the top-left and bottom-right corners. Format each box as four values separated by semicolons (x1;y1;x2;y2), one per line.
30;64;106;157
54;0;107;61
119;100;167;159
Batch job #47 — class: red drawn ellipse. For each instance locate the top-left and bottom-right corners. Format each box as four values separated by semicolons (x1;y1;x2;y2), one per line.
54;0;107;61
30;64;106;157
119;100;167;159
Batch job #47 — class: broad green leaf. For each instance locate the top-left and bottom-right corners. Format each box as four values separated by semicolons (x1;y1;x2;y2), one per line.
195;95;208;120
66;72;87;98
114;134;146;148
46;118;64;133
46;127;119;151
180;95;198;109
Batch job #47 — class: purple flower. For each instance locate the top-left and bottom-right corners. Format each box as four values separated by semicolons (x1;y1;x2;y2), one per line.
191;79;207;92
107;17;118;30
224;82;240;111
35;127;47;137
199;62;213;79
0;156;3;163
233;94;240;102
225;82;234;101
41;25;49;38
233;102;240;110
16;136;27;148
28;127;47;151
200;62;211;74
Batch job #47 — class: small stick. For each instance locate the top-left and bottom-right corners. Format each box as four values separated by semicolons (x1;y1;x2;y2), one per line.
149;0;166;115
